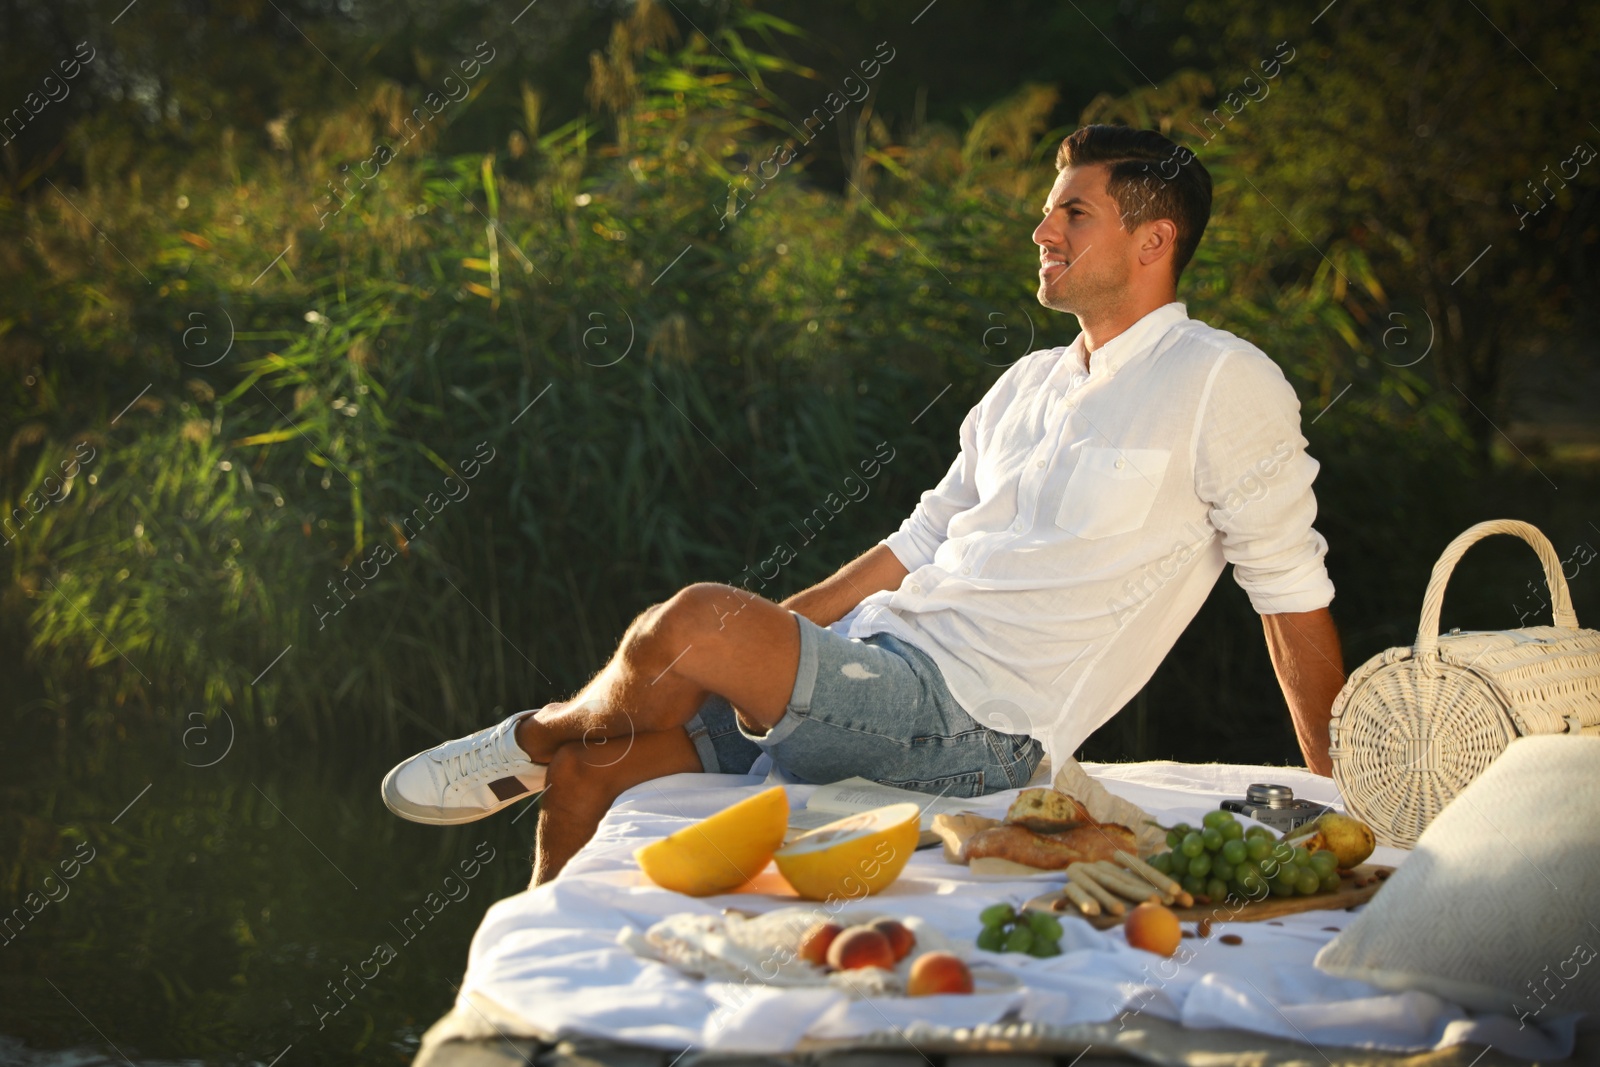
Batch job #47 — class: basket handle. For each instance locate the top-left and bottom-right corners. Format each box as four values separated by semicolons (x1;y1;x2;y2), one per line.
1414;519;1580;665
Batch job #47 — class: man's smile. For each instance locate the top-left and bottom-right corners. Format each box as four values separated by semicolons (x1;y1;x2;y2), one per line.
1039;251;1071;279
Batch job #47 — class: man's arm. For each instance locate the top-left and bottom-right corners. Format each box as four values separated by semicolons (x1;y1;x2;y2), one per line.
781;544;909;628
1261;607;1346;777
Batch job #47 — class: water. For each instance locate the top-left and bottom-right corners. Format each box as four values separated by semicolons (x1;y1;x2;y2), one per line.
1;713;536;1065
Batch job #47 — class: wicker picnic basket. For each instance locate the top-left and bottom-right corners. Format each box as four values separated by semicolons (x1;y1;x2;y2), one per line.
1328;519;1600;848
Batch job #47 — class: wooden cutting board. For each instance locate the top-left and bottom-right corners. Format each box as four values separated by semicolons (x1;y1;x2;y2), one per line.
1023;864;1396;930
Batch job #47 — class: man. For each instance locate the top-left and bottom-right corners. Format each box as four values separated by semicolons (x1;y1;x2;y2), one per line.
381;124;1346;886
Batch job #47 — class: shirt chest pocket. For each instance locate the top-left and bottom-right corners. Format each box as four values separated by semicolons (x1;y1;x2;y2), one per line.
1056;447;1171;539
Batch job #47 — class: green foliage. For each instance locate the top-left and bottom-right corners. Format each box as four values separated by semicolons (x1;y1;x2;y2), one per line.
1168;0;1600;454
1;13;1067;747
2;2;1594;764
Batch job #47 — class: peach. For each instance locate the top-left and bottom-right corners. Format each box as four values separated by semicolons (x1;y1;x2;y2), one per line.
1124;901;1181;957
906;951;974;996
826;925;896;971
797;921;844;967
869;918;916;962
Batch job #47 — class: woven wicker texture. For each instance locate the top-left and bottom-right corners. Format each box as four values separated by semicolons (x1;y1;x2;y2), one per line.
1329;519;1600;848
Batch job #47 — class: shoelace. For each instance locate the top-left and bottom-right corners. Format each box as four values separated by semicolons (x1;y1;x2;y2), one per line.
438;728;511;785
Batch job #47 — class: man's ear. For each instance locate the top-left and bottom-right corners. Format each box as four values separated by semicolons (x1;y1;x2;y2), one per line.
1137;218;1179;270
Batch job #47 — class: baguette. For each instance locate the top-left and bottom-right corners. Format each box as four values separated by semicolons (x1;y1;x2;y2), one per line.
961;822;1137;869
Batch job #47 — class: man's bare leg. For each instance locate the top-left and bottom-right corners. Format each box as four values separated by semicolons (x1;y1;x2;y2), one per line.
530;726;702;886
517;582;801;883
515;582;799;762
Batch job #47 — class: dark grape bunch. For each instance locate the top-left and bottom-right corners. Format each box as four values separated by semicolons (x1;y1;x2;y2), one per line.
1145;809;1340;903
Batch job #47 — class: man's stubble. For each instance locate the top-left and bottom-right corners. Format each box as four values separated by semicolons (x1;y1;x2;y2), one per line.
1035;246;1130;322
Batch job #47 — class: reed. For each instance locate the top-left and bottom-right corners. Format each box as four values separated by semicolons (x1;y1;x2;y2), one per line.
1;9;1535;759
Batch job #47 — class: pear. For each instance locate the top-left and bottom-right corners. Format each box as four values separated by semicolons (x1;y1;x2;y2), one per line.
1290;812;1375;869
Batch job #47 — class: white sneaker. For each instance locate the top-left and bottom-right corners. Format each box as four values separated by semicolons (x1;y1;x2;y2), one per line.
381;711;548;825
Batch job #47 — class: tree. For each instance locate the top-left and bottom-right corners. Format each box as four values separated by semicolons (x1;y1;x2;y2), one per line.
1092;0;1600;461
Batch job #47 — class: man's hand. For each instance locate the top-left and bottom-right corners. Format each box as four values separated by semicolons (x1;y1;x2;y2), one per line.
781;543;909;628
1262;607;1346;777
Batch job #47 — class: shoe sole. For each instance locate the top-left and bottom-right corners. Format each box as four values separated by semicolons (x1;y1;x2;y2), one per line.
380;760;548;825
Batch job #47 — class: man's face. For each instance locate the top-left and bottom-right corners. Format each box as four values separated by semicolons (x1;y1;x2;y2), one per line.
1032;164;1136;317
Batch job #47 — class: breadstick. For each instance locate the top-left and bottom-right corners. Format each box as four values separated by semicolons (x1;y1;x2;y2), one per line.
1115;851;1183;898
1066;862;1125;914
1066;862;1126;915
1078;863;1146;907
1060;881;1101;916
1096;859;1173;905
1113;850;1193;907
1107;870;1171;902
1086;862;1163;905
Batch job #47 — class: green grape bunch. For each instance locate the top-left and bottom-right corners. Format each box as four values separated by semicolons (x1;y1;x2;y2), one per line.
1145;809;1341;903
975;903;1064;958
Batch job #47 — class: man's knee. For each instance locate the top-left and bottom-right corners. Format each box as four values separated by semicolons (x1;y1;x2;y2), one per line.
633;582;763;654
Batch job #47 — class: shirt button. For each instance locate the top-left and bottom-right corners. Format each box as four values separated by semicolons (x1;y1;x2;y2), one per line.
1013;522;1023;532
911;584;922;593
1035;460;1045;468
1115;458;1126;469
962;567;972;576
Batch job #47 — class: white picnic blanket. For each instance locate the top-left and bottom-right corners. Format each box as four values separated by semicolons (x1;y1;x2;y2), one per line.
458;760;1584;1058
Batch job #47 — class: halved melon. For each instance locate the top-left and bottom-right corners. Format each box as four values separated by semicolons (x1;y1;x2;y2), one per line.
634;786;789;896
773;802;920;901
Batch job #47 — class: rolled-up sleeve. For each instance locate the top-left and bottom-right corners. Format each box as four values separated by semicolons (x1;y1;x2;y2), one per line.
882;402;983;572
1193;349;1335;615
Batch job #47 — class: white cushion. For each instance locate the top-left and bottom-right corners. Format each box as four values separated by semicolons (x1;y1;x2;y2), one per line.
1315;735;1600;1022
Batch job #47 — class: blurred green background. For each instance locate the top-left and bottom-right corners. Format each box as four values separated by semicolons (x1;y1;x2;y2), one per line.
2;0;1597;1062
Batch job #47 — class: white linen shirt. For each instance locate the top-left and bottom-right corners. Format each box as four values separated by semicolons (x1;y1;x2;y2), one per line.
840;301;1335;769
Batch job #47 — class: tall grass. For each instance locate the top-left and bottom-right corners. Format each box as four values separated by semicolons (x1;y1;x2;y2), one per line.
5;7;1575;760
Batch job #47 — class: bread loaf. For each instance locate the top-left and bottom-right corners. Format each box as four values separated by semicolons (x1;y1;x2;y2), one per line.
1003;787;1092;833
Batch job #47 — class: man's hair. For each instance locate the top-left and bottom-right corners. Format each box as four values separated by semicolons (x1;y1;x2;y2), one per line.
1054;125;1213;282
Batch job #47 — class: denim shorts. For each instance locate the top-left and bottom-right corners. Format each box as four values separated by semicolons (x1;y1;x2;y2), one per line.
682;612;1044;799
